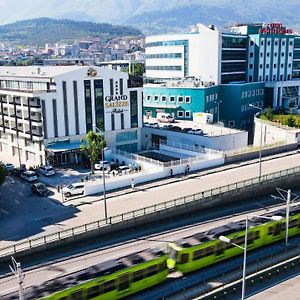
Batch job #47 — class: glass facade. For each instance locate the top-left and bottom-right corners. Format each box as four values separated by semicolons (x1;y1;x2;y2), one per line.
222;50;246;60
52;99;58;137
73;81;80;135
94;79;104;131
130;91;138;128
222;36;247;49
146;66;182;71
221;73;246;84
221;62;246;73
116;131;137;142
84;80;92;132
62;81;69;136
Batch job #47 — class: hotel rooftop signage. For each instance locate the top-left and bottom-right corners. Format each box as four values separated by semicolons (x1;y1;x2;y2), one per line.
259;22;293;35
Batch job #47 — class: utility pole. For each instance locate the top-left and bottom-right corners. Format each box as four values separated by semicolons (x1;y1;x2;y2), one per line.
9;256;24;300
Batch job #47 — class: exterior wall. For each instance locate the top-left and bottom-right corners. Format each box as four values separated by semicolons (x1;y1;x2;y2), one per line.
220;82;265;129
145;24;221;84
143;85;220;121
0;66;143;167
141;127;248;152
253;116;299;146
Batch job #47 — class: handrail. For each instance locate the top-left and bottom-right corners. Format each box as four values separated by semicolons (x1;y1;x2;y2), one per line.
0;165;300;258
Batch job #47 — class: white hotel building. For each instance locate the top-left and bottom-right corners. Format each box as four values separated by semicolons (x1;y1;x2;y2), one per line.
0;66;143;168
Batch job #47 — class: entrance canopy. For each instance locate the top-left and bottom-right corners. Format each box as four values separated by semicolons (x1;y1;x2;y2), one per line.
46;141;85;156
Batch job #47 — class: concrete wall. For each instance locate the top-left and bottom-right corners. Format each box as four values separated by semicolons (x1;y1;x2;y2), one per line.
253;116;299;146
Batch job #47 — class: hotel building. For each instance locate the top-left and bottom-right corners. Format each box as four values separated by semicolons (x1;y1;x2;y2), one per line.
0;66;143;167
144;22;300;129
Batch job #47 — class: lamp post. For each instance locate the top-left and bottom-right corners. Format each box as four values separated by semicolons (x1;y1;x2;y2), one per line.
249;104;263;181
219;214;282;300
215;100;223;124
271;188;299;246
102;147;108;222
93;125;108;222
9;256;24;300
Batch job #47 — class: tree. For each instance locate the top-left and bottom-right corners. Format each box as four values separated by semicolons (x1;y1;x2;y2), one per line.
132;63;144;76
0;163;7;186
81;131;106;174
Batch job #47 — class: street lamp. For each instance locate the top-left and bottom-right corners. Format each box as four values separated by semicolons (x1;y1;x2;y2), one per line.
92;125;109;223
215;100;223;124
249;104;263;181
271;188;299;246
219;214;283;300
102;147;108;222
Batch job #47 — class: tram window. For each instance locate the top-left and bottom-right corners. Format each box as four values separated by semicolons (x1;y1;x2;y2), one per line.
133;270;144;282
87;285;101;298
273;224;281;236
193;249;204;261
179;253;189;264
206;246;214;256
103;280;115;293
255;231;260;239
118;274;130;291
147;265;158;276
70;290;83;300
289;219;297;228
215;243;225;256
159;261;167;271
268;227;273;235
233;236;244;245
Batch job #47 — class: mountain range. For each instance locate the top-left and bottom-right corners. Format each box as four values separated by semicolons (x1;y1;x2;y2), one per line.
0;18;142;45
0;0;299;42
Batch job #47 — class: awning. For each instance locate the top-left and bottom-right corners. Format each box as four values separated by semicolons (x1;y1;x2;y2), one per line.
46;141;86;155
144;103;180;109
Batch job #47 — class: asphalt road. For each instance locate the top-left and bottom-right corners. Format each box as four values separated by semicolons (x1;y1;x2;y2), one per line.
1;152;300;249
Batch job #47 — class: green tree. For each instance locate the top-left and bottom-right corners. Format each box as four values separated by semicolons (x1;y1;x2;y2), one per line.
132;63;144;76
286;115;296;127
0;163;7;186
81;131;106;174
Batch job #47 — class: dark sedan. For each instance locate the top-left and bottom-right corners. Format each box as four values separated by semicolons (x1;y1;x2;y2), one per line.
31;183;50;196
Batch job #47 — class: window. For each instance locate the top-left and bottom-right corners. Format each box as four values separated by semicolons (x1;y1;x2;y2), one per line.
267;52;270;57
185;111;191;118
170;96;175;102
274;64;277;68
249;64;253;69
133;270;144;282
185;96;191;103
193;249;205;261
178;96;184;103
256;89;259;95
249;76;253;82
147;95;151;101
177;111;184;117
266;64;269;68
288;63;292;68
161;96;166;102
282;40;286;46
281;63;284;68
275;41;278;46
260;89;264;95
267;41;271;46
178;253;189;264
118;274;130;291
250;52;254;57
147;265;158;277
289;40;293;46
260;64;263;69
274;52;277;57
87;286;101;298
260;40;264;46
281;52;285;57
289;52;292;57
154;95;159;101
229;120;235;127
250;40;254;46
103;280;115;293
260;52;263;57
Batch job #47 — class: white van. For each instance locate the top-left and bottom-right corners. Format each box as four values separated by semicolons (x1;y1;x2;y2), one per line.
156;112;174;123
62;183;85;197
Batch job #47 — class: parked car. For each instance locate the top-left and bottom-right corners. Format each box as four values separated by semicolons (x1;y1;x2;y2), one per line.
21;171;38;182
5;163;14;173
181;127;193;133
94;160;110;171
12;167;27;177
31;183;50;196
168;126;182;132
108;162;119;172
39;165;55;176
156;112;174;123
117;166;130;175
149;122;159;128
161;124;174;130
62;183;85;197
187;128;204;135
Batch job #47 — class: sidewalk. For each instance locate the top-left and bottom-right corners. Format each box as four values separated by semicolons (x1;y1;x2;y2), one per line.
60;148;300;207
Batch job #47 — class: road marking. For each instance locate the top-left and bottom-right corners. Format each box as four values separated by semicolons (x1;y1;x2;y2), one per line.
18;192;24;197
14;199;20;204
0;209;8;215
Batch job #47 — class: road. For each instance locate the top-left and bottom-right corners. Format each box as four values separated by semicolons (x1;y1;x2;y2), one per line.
248;270;300;300
0;198;287;297
1;152;300;249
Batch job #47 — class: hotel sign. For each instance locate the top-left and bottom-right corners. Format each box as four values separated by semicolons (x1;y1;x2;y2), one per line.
259;22;293;35
104;95;129;109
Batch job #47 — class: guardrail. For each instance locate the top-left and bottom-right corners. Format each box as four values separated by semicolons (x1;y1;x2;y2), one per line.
1;164;300;259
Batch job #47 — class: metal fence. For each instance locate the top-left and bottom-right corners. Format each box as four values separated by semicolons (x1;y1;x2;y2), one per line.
1;165;300;259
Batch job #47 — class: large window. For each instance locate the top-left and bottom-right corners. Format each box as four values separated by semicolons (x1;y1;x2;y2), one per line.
222;50;246;60
84;80;92;132
146;66;182;71
73;81;80;135
222;36;247;49
130;91;138;128
52;99;58;137
221;62;246;73
62;81;69;136
94;79;104;131
146;53;182;59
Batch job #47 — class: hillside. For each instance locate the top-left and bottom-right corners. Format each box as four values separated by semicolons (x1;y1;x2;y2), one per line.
0;18;143;45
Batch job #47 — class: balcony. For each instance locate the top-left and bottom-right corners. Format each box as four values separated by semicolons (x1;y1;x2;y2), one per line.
23;98;41;108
